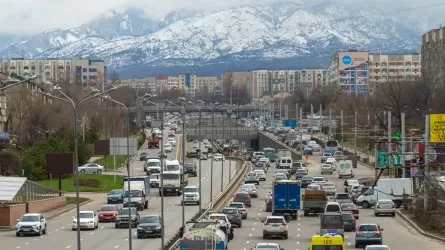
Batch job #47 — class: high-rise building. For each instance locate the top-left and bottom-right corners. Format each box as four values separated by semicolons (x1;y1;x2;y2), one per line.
0;58;72;83
421;26;445;87
221;71;250;96
177;73;222;97
73;59;107;90
329;50;421;95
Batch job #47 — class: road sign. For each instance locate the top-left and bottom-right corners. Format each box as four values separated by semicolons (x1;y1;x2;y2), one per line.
282;119;298;127
376;151;388;168
393;131;401;141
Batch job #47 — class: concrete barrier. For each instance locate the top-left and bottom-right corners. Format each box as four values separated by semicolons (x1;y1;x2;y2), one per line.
258;131;302;160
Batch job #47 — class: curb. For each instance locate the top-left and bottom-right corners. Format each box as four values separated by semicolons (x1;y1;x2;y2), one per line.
396;210;445;242
47;199;92;220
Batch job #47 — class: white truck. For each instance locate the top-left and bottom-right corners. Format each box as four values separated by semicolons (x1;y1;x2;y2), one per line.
337;160;354;178
356;178;412;208
277;149;293;169
180;219;230;249
159;171;182;196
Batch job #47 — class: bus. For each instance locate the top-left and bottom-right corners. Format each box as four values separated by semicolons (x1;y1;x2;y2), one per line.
324;140;339;153
263;147;277;162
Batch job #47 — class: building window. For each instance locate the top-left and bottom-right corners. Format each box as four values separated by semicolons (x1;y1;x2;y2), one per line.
89;68;97;73
89;76;97;80
83;68;87;73
83;76;87;80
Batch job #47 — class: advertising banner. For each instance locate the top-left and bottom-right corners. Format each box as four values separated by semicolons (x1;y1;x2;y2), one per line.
429;114;445;143
338;51;369;94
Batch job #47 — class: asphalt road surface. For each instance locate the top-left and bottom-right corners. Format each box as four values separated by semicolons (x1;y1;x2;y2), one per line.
225;150;445;250
0;131;238;250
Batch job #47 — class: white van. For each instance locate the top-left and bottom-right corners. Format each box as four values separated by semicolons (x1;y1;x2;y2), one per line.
278;157;293;169
324;201;342;213
337;160;354;178
164;159;181;172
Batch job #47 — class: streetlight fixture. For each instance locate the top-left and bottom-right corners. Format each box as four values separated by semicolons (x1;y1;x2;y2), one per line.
37;85;119;250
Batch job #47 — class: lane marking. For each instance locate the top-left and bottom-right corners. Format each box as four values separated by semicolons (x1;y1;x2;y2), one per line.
89;232;95;235
61;227;65;229
125;238;128;241
251;228;255;231
16;247;20;249
55;229;59;232
249;233;252;236
24;243;29;245
66;246;71;249
114;245;119;249
201;177;206;181
246;241;250;244
297;241;300;244
101;226;104;229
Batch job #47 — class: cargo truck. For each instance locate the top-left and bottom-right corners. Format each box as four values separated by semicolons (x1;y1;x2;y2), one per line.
356;178;413;208
303;190;328;216
179;219;230;249
272;180;301;220
123;176;150;210
147;134;160;148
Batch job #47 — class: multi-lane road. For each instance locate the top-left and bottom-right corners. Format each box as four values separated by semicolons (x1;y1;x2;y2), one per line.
0;132;238;250
226;150;445;250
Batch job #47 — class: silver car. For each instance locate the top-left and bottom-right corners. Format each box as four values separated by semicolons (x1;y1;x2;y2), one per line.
374;199;396;216
365;245;391;250
241;184;258;198
77;163;104;174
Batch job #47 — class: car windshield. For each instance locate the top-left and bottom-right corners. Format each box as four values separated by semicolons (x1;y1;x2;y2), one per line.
324;183;335;187
100;206;117;211
184;187;198;193
222;208;237;214
166;165;179;171
266;218;284;223
20;215;39;222
148;161;159;166
247;172;256;176
341;203;355;209
254;170;264;174
229;203;244;208
321;215;342;228
78;213;93;218
108;190;121;195
235;193;249;199
275;175;286;180
118;209;136;215
323;153;332;156
140;216;160;224
185;164;195;168
341;213;354;220
313;177;325;181
336;194;350;199
209;215;226;221
312;246;342;250
162;173;180;179
149;175;160;180
123;190;142;197
302;176;313;180
358;225;379;231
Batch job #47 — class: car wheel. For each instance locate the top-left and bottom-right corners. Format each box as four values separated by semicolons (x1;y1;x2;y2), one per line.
43;225;47;234
137;235;141;239
262;234;267;239
361;201;370;208
115;224;119;228
80;169;85;173
355;243;360;248
97;169;102;174
284;234;288;239
16;232;20;237
392;213;396;217
38;227;43;236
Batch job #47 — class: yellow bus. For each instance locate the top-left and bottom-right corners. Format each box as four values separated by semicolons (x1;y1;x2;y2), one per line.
309;234;345;250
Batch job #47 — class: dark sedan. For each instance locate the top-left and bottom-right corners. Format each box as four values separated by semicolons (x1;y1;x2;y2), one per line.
265;198;272;212
137;215;162;238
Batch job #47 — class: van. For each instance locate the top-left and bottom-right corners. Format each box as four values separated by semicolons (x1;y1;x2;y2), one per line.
309;234;345;250
278;157;293;169
337;160;354;179
324;202;342;213
319;212;345;238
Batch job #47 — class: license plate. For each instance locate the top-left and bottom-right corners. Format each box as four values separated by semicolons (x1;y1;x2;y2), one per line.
105;217;111;219
167;189;172;191
146;230;152;233
272;224;279;227
23;229;30;232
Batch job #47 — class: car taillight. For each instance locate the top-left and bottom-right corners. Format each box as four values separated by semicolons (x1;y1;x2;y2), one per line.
281;223;287;226
352;220;356;223
356;227;360;232
264;223;269;226
376;227;381;234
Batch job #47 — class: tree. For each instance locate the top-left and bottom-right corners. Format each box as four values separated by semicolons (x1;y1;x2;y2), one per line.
0;150;21;175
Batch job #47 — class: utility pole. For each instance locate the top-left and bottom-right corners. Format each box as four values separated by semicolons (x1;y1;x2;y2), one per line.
354;111;357;155
329;108;332;140
284;105;288;119
423;114;430;210
295;103;298;119
387;111;392;178
320;104;323;133
279;102;282;120
299;107;303;129
401;112;406;178
341;110;344;150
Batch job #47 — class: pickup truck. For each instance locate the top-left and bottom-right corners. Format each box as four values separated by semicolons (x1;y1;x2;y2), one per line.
303;190;327;216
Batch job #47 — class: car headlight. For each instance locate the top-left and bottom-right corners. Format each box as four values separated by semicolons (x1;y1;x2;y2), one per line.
72;220;76;224
156;226;161;230
137;226;142;230
137;200;141;203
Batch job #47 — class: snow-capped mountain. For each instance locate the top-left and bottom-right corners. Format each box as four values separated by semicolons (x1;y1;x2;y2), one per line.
0;1;442;76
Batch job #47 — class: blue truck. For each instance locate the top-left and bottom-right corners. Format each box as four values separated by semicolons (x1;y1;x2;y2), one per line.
272;180;301;220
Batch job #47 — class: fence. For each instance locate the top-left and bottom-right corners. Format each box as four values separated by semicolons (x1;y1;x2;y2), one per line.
1;179;61;204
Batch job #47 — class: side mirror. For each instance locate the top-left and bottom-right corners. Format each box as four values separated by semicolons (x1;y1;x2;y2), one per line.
260;219;265;223
380;228;384;231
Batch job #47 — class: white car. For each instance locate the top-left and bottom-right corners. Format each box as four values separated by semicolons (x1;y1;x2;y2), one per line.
312;176;326;187
325;158;337;171
167;138;176;147
307;184;321;190
262;216;288;239
181;185;200;205
77;163;104;174
312;144;321;152
16;213;47;237
253;243;282;250
254;169;266;181
322;182;337;195
164;143;173;153
213;153;225;161
321;164;333;174
72;211;99;230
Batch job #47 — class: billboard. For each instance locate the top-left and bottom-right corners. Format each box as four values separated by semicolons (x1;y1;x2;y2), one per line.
429;114;445;143
338;51;369;95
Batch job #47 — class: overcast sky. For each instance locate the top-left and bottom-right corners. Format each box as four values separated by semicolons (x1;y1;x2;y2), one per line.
0;0;440;35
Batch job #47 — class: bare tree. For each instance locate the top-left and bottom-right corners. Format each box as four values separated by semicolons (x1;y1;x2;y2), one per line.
0;150;21;175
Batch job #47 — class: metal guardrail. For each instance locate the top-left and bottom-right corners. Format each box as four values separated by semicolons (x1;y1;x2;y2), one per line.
259;131;302;160
164;158;249;250
133;106;256;113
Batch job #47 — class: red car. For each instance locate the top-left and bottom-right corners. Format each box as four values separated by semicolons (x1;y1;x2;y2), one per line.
341;203;359;219
98;205;119;222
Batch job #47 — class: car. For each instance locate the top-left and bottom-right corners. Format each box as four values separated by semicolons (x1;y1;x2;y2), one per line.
199;153;208;160
325;158;337;171
167;137;176;147
295;168;308;180
254;169;266;181
245;172;260;185
352;186;370;203
168;132;175;137
181;185;200;205
344;179;360;192
140;152;149;161
233;192;252;207
252;243;283;250
276;169;291;179
241;183;258;198
274;173;288;181
301;176;313;188
265;198;272;212
306;184;321;190
374;199;396;216
149;173;160;187
186;150;199;158
355;223;384;248
164;143;173;153
98;205;119;222
312;144;321;152
72;211;99;230
341;203;359;219
324;202;342;213
303;147;313;155
311;176;326;187
334;193;352;204
214;153;225;161
341;211;356;232
322;182;337;195
137;215;162;238
365;245;391;250
208;213;234;238
16;213;47;237
262;215;288;239
158;151;168;158
228;202;248;219
334;151;345;161
77;163;104;174
145;158;161;174
321;152;333;163
107;189;124;204
321;164;333;174
258;157;271;167
220;207;243;228
184;162;198;177
115;207;140;228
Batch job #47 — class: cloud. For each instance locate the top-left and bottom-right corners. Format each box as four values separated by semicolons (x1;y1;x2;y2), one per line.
0;0;442;35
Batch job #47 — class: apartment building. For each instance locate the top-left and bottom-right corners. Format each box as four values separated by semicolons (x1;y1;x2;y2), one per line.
120;76;179;94
329;50;421;95
73;59;107;90
177;73;222;97
221;71;250;96
246;69;329;100
421;26;445;87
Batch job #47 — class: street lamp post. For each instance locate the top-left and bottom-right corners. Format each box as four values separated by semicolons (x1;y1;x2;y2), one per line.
38;85;119;250
0;74;40;91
